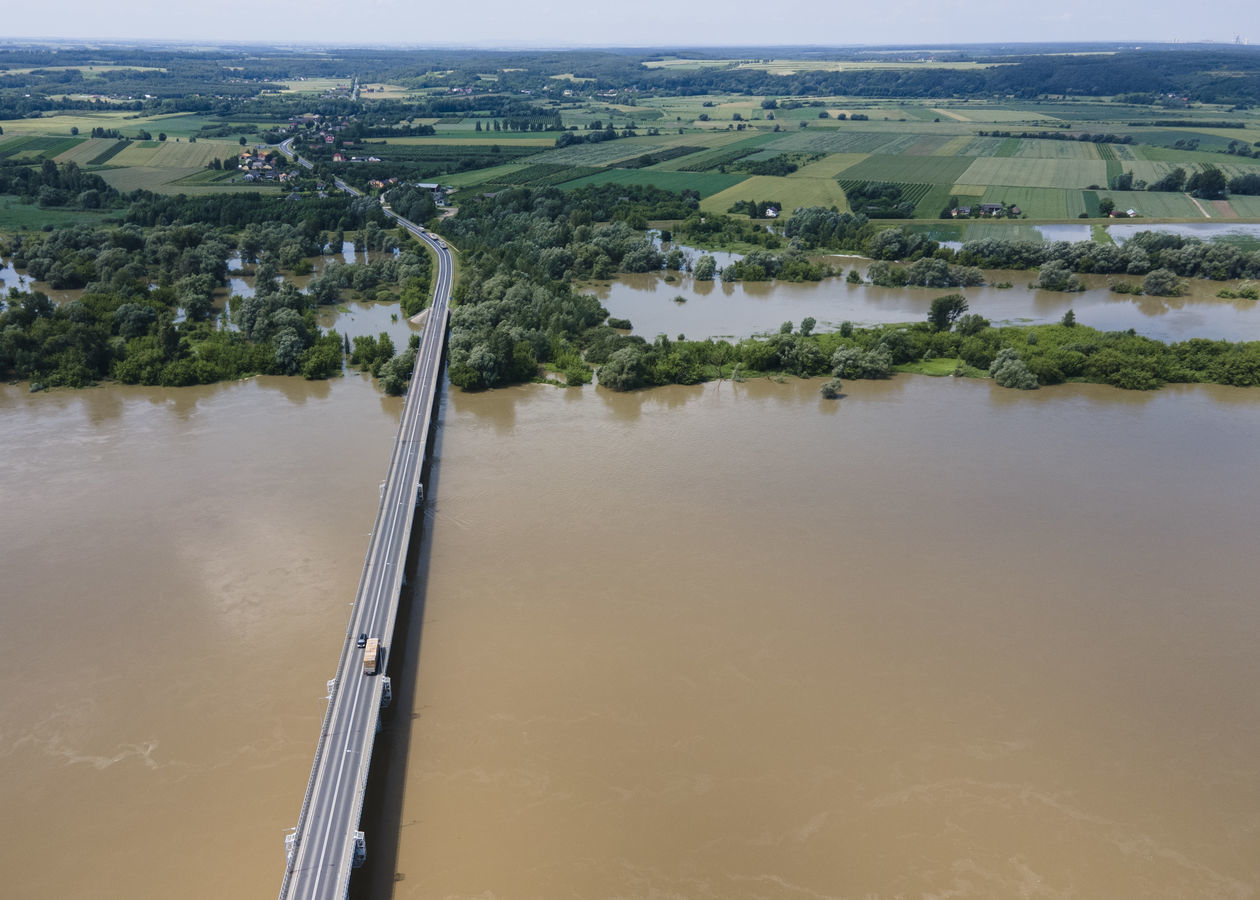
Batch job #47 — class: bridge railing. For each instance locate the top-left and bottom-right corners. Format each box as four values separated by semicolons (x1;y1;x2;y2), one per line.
277;206;449;900
278;430;405;899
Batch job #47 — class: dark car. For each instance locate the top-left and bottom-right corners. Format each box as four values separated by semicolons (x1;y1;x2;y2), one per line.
356;632;368;648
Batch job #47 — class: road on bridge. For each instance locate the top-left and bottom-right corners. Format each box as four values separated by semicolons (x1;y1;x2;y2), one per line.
277;138;452;900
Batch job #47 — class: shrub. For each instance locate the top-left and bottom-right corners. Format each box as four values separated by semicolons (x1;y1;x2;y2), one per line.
989;348;1039;389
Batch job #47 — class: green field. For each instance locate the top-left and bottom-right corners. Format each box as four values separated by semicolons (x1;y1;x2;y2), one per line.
934;135;1009;157
559;168;747;197
526;137;680;167
978;186;1075;219
838;153;973;184
912;183;957;218
1012;139;1101;160
956;157;1108;189
384;135;556;146
441;162;530;187
54;137;124;165
0;135;85;160
0;197;113;229
108;139;241;169
763;130;932;155
787;153;869;178
1226;195;1260;217
701;174;850;216
1094;190;1204;218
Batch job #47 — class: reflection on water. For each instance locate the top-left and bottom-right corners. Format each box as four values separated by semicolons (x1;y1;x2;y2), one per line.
1036;223;1093;242
0;255;29;291
1109;222;1260;244
592;269;1260;342
369;377;1260;899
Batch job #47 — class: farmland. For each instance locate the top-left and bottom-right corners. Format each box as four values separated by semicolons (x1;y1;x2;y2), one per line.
0;43;1258;240
559;168;746;198
954;157;1109;190
701;174;850;215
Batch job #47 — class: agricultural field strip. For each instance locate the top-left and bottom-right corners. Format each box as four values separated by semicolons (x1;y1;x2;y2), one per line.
383;136;556;146
1012;139;1100;159
978;186;1071;219
838;153;974;184
701;174;849;216
523;136;690;167
54;137;124;166
1091;189;1203;218
956;157;1108;189
557;168;746;198
1226;195;1260;217
107;139;241;168
764;130;935;155
0;135;84;160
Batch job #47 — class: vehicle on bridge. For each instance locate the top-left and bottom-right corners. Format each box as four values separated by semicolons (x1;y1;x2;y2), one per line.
363;638;380;675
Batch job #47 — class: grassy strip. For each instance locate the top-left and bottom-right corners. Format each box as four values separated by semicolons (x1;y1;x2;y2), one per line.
0;137;34;159
87;140;129;165
560;168;746;198
676;144;764;172
895;357;976;376
913;184;957;218
623;145;706;168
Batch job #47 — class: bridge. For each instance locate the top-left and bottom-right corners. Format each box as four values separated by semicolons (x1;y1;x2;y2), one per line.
275;140;453;900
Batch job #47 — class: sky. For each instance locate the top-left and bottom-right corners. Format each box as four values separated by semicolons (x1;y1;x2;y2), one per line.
3;0;1255;47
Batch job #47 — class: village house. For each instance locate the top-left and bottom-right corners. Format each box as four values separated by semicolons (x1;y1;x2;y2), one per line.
414;182;447;205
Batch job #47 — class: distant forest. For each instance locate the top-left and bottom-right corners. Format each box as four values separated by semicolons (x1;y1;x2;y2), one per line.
1;44;1258;119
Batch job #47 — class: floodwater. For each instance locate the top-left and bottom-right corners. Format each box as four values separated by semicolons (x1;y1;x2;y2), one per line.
591;268;1260;342
4;354;1260;898
367;377;1260;899
0;372;403;900
1109;222;1260;244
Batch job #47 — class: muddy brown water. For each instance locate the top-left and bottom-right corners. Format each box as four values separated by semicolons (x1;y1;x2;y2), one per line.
3;373;1260;899
590;267;1260;343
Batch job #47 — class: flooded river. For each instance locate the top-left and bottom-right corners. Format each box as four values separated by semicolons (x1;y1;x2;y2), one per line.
3;357;1260;896
591;267;1260;343
366;377;1260;899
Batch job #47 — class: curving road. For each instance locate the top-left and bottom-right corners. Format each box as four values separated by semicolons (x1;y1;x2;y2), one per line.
277;138;452;900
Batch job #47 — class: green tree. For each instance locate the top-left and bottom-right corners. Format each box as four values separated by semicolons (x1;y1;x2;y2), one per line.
1187;165;1227;200
597;346;647;391
1143;268;1183;297
692;254;717;281
927;293;969;332
990;348;1039;389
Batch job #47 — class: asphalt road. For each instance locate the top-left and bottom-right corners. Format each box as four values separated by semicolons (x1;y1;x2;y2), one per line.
278;142;452;900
